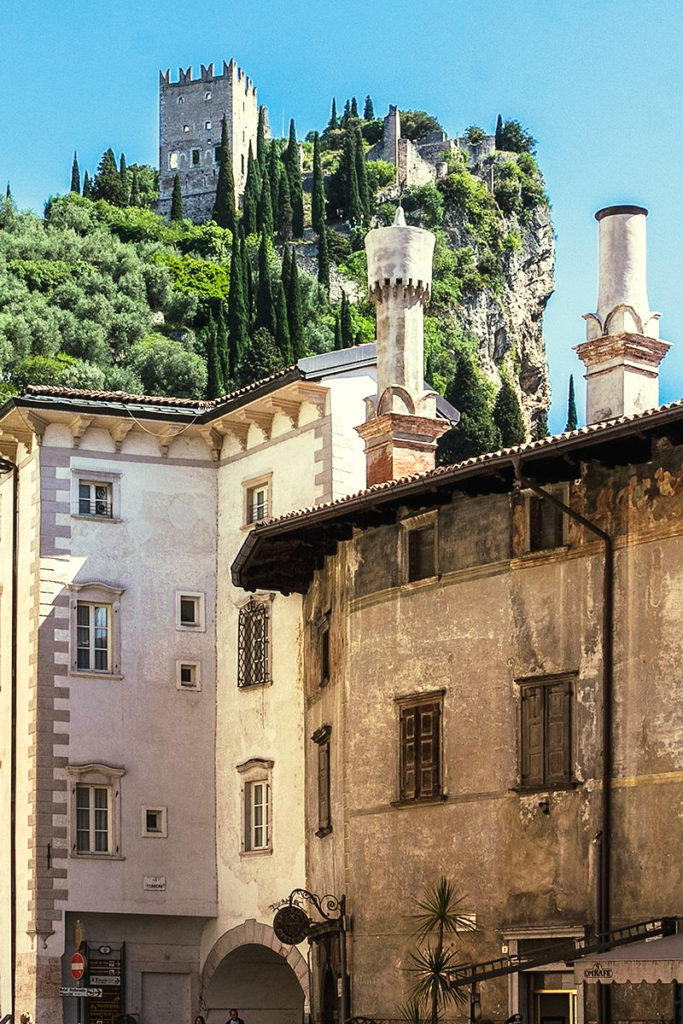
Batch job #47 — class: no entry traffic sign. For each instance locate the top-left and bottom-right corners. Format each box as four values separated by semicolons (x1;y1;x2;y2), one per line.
71;952;86;980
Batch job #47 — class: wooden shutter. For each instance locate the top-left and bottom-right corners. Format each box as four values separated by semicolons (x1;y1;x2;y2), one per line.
418;703;440;798
521;685;544;786
545;679;572;785
400;706;418;800
318;742;330;831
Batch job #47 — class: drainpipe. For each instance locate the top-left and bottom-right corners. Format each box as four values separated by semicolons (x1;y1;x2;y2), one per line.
1;457;18;1021
513;461;613;1020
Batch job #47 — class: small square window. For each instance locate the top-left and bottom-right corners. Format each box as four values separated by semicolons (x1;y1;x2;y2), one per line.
176;661;201;690
177;96;184;105
192;149;200;165
142;806;168;837
176;592;205;631
78;481;112;518
205;120;212;130
169;152;179;170
204;91;212;100
183;124;189;133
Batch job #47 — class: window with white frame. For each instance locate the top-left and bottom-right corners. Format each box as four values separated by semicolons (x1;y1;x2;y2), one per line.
78;481;112;518
176;661;201;690
176;592;205;631
69;582;124;677
244;478;270;525
237;758;273;854
142;806;168;837
66;763;124;857
72;468;121;521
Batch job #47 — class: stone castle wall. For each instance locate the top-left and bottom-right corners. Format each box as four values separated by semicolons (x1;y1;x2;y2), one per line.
158;60;258;221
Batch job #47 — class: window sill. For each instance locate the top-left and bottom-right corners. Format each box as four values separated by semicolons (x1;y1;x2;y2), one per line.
238;679;272;690
510;781;581;794
176;624;206;633
391;794;448;808
520;544;570;561
70;670;123;681
401;574;440;591
72;514;122;524
240;847;273;857
69;851;125;861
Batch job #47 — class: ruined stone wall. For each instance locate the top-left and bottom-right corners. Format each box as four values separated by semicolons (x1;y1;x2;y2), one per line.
158;60;258;222
302;439;683;1022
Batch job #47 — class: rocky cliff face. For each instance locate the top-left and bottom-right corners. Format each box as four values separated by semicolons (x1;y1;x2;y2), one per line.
443;196;555;437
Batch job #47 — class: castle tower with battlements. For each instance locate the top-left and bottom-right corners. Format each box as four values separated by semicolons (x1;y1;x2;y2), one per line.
158;59;260;223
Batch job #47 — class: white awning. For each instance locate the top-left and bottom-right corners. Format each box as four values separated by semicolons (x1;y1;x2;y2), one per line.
574;933;683;985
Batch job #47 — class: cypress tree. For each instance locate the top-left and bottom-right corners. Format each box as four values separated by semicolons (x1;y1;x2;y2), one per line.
354;125;371;222
170;174;184;221
495;114;504;149
274;282;292;362
204;312;225;399
240;236;254;328
215;301;230;388
129;167;141;207
329;98;338;131
333;312;342;350
340;291;354;348
256;230;275;335
268;143;281;224
311;133;326;233
277;168;293;242
285;119;304;238
317;224;330;292
363;95;374;120
257;171;274;238
281;244;292;297
342;130;362;223
70;152;80;194
287;252;304;360
242;144;260;236
493;377;526;447
212;116;236;232
119;153;128;204
92;148;124;205
236;326;285;387
342;99;351;124
437;353;502;465
82;171;92;199
534;410;550;440
565;374;578;431
256;106;268;173
228;233;249;374
350;96;359;118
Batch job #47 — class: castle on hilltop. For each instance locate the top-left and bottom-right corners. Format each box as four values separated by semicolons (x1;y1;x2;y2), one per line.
158;59;261;222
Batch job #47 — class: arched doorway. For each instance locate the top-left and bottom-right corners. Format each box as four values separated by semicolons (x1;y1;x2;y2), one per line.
202;922;308;1024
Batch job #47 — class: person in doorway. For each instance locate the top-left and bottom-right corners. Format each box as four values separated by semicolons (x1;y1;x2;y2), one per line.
226;1010;244;1024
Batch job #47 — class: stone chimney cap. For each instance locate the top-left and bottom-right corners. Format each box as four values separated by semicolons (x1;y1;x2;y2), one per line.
595;205;648;222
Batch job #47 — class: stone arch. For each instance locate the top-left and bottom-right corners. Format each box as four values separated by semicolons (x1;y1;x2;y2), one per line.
201;918;309;1005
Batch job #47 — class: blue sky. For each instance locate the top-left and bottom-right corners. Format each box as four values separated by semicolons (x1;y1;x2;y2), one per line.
2;0;682;430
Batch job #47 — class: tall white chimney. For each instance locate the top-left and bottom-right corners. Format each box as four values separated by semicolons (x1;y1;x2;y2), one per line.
575;205;670;424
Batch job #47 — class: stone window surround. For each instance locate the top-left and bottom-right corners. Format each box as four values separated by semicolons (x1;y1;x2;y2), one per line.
71;466;122;522
522;482;570;556
176;591;206;632
141;805;168;838
65;762;125;859
236;757;274;856
242;472;272;529
399;509;439;585
176;660;201;691
68;581;125;679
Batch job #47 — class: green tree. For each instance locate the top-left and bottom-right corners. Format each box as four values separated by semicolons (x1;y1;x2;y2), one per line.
204;312;225;398
287;252;304;359
329;97;338;131
399;110;442;141
498;119;536;154
228;232;249;374
82;171;92;199
350;96;359;118
240;236;254;327
129;167;141;207
311;133;326;233
565;374;578;431
274;281;291;362
281;244;292;297
363;95;374;120
340;291;353;347
438;353;501;464
119;153;128;203
129;334;207;398
256;230;275;334
317;224;330;292
408;877;474;1024
70;152;80;195
534;409;550;440
333;312;342;350
170;175;184;222
257;171;274;238
277;167;293;242
342;99;351;124
236;326;285;387
215;300;230;387
285;119;304;237
92;148;125;206
242;144;260;236
354;126;371;222
495;114;503;148
256;105;269;173
493;377;526;446
268;143;282;224
212;116;236;232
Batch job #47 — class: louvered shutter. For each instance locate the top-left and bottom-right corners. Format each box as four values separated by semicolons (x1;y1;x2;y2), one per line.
521;686;544;786
419;703;440;798
400;706;418;800
546;679;571;785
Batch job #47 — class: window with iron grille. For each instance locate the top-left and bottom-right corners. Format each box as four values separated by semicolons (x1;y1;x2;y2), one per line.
238;598;270;687
78;481;113;518
518;675;574;788
398;696;442;802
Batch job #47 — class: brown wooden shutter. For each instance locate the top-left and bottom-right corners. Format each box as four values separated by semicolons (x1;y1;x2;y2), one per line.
318;742;330;831
521;686;544;786
400;706;418;800
545;679;572;785
418;703;440;798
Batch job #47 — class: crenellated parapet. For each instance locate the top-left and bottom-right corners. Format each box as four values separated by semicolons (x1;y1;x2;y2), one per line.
159;59;257;97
